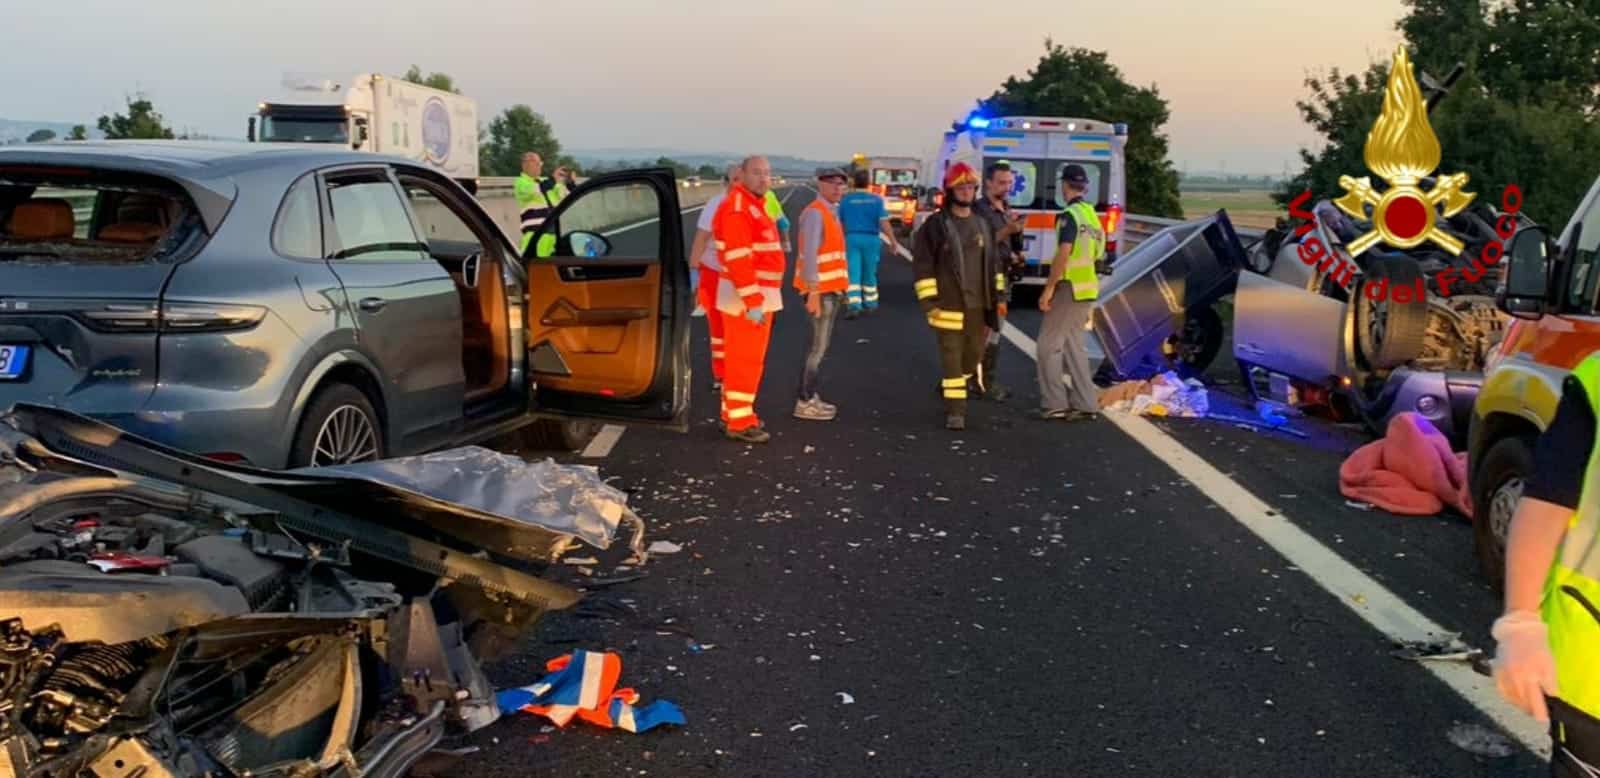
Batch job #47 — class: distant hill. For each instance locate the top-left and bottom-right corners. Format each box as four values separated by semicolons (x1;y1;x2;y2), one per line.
0;118;103;144
570;148;842;175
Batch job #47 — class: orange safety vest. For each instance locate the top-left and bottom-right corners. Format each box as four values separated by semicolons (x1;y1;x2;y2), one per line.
794;199;848;294
712;184;786;314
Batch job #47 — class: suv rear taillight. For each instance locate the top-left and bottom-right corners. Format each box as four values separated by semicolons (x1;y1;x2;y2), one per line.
84;302;267;334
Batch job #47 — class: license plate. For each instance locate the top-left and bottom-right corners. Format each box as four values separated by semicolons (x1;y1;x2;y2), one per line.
0;345;30;380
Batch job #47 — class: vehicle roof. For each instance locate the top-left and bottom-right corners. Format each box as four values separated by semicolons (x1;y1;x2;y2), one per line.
0;141;434;233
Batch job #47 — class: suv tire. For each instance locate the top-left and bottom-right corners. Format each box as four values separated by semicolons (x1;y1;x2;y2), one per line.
1354;256;1429;370
1472;434;1535;592
290;383;385;469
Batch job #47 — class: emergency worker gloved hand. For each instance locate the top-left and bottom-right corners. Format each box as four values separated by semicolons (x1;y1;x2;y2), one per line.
1491;610;1560;722
743;306;766;325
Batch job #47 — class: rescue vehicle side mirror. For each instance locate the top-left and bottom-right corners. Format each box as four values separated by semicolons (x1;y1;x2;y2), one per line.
353;117;369;149
246;116;256;142
1499;226;1551;320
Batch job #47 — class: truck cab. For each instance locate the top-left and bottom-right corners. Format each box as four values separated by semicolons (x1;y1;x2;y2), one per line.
944;115;1128;287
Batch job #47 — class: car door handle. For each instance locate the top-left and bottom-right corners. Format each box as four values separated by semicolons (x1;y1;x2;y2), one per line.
358;297;388;313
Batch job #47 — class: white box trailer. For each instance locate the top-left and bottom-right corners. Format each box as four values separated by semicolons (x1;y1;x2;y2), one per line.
249;73;479;191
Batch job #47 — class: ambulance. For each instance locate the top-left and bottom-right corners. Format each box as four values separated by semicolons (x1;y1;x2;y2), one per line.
941;115;1128;287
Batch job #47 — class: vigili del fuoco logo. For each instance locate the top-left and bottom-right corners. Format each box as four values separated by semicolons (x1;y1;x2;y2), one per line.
1286;45;1523;301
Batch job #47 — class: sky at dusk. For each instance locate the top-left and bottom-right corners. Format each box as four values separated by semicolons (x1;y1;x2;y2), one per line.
3;0;1407;174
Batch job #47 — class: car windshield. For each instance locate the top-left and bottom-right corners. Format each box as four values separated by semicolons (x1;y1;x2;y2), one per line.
986;157;1110;210
873;169;917;186
260;116;349;143
0;173;193;263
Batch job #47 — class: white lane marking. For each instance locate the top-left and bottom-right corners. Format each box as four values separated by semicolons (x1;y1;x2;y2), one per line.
996;319;1551;760
581;424;627;458
603;203;708;237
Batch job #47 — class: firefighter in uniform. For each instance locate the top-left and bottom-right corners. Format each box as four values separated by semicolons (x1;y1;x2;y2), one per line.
515;152;573;257
1493;351;1600;775
911;162;1006;431
711;155;786;444
1035;164;1106;421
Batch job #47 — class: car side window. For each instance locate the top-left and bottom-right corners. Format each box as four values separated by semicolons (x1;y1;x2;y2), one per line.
322;174;428;261
272;175;323;258
542;181;660;260
1568;196;1600;311
398;178;485;246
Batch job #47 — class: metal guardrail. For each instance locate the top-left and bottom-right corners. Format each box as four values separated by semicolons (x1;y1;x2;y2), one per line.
1123;213;1267;249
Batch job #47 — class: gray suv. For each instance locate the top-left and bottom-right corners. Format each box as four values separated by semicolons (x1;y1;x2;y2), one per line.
0;141;691;468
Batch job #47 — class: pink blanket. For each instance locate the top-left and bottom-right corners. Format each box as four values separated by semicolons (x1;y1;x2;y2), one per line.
1339;412;1474;518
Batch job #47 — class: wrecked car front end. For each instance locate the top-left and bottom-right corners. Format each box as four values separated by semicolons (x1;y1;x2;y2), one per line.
0;403;594;778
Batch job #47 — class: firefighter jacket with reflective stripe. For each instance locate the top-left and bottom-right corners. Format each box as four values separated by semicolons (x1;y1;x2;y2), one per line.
911;207;1003;331
1546;353;1600;719
516;173;570;256
1059;199;1104;301
794;199;848;294
713;184;786;314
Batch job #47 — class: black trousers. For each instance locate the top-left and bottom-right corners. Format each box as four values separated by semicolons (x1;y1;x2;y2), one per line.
1551;697;1600;777
934;307;986;416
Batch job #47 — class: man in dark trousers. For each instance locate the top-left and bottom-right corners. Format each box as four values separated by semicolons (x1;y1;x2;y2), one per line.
912;162;1007;431
972;160;1026;401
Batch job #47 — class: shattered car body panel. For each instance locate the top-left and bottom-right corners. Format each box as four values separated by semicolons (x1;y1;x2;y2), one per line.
0;403;584;777
1231;200;1515;444
1087;211;1249;379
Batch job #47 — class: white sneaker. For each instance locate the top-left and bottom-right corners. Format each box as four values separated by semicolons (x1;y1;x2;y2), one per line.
793;398;836;421
692;304;705;318
815;397;838;414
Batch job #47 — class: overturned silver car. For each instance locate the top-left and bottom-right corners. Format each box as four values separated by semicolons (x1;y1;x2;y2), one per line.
0;403;613;778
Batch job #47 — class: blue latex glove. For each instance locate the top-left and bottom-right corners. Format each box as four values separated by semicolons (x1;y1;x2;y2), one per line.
777;214;791;233
744;307;765;324
689;267;699;289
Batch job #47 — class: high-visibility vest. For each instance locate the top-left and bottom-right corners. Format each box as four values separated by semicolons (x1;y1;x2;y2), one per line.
1058;200;1104;301
516;173;568;257
1544;353;1600;720
795;200;848;294
764;190;790;233
712;184;786;314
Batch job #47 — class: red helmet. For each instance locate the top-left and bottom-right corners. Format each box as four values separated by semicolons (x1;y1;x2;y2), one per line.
943;162;979;189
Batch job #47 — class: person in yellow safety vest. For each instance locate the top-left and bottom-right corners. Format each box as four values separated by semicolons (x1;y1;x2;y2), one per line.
515;152;574;258
764;189;791;253
1034;163;1107;422
1493;351;1600;775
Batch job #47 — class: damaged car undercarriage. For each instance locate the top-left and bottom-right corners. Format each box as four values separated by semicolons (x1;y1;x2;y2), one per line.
0;403;610;778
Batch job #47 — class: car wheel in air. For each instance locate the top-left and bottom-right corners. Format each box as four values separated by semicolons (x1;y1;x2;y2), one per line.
1472;435;1535;592
290;383;385;469
1354;256;1429;370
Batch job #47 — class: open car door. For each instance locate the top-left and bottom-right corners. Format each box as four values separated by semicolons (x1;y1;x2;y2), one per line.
522;168;690;430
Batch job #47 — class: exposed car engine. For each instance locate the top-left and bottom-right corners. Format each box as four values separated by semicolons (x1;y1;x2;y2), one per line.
0;404;586;778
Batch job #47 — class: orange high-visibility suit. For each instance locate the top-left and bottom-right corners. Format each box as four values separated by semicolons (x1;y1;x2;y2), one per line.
712;184;785;431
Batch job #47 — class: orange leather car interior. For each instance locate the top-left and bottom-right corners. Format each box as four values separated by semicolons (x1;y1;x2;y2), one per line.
460;254;510;400
98;222;166;243
526;262;661;399
6;199;74;240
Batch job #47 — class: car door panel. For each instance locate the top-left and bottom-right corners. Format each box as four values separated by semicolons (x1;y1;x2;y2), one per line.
523;168;688;429
319;167;464;449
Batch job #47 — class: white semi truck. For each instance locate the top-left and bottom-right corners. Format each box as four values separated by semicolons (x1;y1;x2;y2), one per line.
248;73;479;192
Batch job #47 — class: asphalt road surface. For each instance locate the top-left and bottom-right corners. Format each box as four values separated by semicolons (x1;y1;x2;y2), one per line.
453;187;1547;776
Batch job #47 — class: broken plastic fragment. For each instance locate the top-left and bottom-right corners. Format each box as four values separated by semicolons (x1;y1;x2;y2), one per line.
836;692;855;704
563;557;600;566
648;541;683;554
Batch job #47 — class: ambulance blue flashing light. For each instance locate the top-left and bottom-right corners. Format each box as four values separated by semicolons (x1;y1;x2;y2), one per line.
967;116;991;129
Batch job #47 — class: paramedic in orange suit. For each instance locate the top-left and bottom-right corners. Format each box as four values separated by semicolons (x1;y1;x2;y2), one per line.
711;155;785;444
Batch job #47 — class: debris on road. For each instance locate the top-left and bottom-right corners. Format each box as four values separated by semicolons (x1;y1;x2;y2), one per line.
837;692;855;704
1344;500;1375;511
1446;722;1517;758
564;556;601;565
1391;634;1485;665
497;650;685;734
1100;371;1210;417
648;540;684;554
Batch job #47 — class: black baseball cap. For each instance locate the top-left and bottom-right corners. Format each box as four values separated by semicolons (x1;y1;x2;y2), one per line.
1061;164;1090;185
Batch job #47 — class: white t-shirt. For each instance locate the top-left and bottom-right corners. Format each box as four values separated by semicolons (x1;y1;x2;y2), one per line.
698;193;726;271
